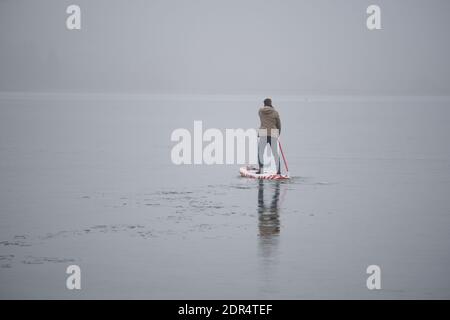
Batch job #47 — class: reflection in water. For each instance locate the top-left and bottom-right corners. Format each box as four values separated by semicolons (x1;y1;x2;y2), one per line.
257;180;282;293
258;180;281;239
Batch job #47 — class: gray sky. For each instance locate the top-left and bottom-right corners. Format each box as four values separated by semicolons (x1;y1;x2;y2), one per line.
1;0;449;95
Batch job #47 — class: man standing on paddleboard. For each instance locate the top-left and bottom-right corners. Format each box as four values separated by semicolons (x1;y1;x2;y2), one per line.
257;98;282;174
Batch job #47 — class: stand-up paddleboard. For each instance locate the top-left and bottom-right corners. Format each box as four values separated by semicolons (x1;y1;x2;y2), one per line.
240;166;290;180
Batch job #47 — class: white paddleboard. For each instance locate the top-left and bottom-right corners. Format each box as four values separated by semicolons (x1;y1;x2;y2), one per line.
239;166;289;180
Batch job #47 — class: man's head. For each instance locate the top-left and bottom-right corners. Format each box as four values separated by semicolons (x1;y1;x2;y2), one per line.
264;98;272;107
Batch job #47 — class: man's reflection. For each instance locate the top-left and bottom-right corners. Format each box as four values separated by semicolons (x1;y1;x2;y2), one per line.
258;179;281;257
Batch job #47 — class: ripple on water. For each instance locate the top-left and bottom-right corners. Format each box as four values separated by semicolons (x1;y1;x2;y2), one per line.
22;256;76;265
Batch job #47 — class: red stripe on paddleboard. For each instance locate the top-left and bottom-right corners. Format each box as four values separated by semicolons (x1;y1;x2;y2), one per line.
239;167;289;180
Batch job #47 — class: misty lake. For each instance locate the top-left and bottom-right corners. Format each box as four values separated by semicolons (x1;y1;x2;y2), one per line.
0;95;449;299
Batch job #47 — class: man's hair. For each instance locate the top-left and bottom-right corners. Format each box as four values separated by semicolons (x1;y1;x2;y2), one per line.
264;98;272;107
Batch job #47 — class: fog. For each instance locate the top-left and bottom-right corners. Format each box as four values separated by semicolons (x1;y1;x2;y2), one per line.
1;1;450;299
1;0;450;95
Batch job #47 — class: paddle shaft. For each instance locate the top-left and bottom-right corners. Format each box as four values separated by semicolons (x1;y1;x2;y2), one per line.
278;140;289;174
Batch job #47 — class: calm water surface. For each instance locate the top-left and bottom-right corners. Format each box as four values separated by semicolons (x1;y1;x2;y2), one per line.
0;96;449;298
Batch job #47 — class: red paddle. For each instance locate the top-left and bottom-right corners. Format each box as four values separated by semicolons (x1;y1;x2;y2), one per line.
278;139;289;176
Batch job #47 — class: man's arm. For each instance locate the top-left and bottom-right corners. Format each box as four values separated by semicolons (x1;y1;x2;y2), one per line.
276;112;281;135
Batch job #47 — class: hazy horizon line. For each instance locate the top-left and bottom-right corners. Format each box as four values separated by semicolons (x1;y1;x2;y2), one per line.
1;91;450;103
